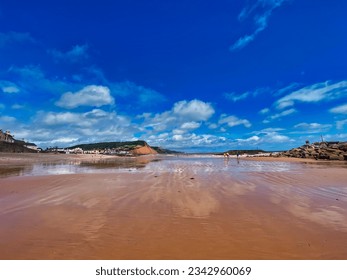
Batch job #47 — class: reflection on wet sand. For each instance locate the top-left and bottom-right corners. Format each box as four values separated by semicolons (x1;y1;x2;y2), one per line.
0;155;347;259
0;155;159;177
0;165;33;177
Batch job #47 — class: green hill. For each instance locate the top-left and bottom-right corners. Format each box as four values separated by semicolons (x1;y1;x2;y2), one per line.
68;140;148;151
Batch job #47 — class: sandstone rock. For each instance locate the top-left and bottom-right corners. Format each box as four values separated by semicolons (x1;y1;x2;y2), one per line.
329;155;340;160
278;141;347;161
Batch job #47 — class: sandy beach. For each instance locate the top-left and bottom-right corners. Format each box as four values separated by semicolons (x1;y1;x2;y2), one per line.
0;153;346;259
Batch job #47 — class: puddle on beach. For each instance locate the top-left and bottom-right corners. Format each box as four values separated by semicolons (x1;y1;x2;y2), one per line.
0;157;160;177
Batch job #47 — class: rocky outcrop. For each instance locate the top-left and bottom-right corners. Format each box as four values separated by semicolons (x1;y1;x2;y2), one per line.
131;143;158;155
279;141;347;161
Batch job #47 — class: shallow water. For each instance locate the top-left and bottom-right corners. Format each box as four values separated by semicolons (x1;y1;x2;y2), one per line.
0;156;158;177
0;155;333;178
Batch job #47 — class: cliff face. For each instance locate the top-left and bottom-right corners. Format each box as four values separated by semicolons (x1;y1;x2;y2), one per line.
0;141;37;153
279;142;347;161
132;144;158;155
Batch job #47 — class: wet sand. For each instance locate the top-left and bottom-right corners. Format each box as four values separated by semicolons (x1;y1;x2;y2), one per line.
0;154;347;259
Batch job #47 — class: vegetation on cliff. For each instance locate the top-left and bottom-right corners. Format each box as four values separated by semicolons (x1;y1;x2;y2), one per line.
68;140;148;151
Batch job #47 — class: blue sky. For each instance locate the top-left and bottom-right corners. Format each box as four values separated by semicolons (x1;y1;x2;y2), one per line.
0;0;347;152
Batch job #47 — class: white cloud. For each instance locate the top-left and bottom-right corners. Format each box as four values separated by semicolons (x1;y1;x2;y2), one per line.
51;137;79;144
42;112;82;126
230;0;287;51
259;108;270;114
266;133;290;142
236;131;291;146
148;132;228;151
172;134;184;141
2;86;20;93
39;109;129;129
329;103;347;114
276;100;294;110
56;85;114;109
219;115;251;128
208;123;218;129
275;80;347;109
293;122;332;133
250;128;290;143
273;82;301;97
25;108;136;147
230;34;256;51
263;108;296;123
173;99;215;121
0;81;20;93
180;121;201;130
236;135;260;143
140;99;214;133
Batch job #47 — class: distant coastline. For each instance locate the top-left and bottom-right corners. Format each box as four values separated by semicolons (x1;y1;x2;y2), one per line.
1;129;346;161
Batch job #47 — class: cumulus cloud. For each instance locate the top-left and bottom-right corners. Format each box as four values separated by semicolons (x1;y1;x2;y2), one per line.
230;0;287;51
147;132;228;151
41;111;82;126
28;109;135;147
235;130;291;147
56;85;115;109
137;99;219;150
275;80;347;109
180;121;201;130
329;103;347;114
173;99;215;121
246;127;291;143
140;99;214;132
218;115;251;128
